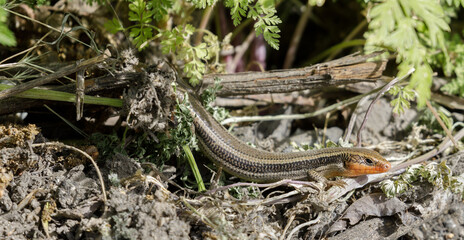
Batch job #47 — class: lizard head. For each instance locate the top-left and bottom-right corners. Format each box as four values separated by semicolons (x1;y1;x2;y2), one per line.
341;148;391;177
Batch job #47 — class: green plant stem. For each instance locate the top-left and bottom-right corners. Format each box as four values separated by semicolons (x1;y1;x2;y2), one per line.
182;144;206;192
0;84;122;107
425;100;457;147
214;7;222;39
126;24;160;31
195;5;215;45
105;0;127;39
231;18;254;40
304;39;366;65
325;20;367;61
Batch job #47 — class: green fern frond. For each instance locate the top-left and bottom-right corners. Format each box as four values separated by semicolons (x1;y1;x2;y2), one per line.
365;0;452;107
224;0;281;50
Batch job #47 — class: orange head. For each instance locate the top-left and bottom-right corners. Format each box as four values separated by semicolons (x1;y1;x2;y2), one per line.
340;148;391;177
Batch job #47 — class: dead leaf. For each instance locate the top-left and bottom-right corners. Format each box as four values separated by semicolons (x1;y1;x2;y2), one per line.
342;192;408;225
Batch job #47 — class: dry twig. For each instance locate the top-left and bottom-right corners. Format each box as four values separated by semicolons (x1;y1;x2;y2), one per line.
31;142;107;203
355;68;415;146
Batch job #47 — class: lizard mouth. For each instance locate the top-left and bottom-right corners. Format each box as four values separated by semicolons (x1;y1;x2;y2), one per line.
343;161;391;177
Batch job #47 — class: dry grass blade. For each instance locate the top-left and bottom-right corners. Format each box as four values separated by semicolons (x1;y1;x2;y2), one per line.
356;68;415;146
425;100;457;147
286;213;321;240
0;53;110;101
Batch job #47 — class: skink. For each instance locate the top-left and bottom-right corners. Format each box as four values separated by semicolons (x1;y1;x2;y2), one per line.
185;91;391;183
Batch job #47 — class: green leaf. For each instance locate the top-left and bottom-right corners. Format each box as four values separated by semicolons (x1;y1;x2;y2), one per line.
127;0;157;50
184;24;196;35
104;18;123;34
435;32;464;97
409;63;432;107
438;110;453;130
365;0;452;107
0;0;7;22
128;11;139;22
148;0;173;21
159;24;224;85
388;85;401;96
0;0;16;47
131;26;153;50
263;27;280;50
130;27;141;38
225;0;249;26
381;161;462;198
194;44;207;59
203;33;220;59
187;0;218;9
389;84;415;115
402;86;415;101
224;0;281;49
0;24;16;46
390;97;410;114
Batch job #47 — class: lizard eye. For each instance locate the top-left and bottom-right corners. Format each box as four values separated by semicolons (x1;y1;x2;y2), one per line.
365;158;374;165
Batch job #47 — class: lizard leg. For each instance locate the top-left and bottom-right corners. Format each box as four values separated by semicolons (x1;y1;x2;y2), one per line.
307;170;346;189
